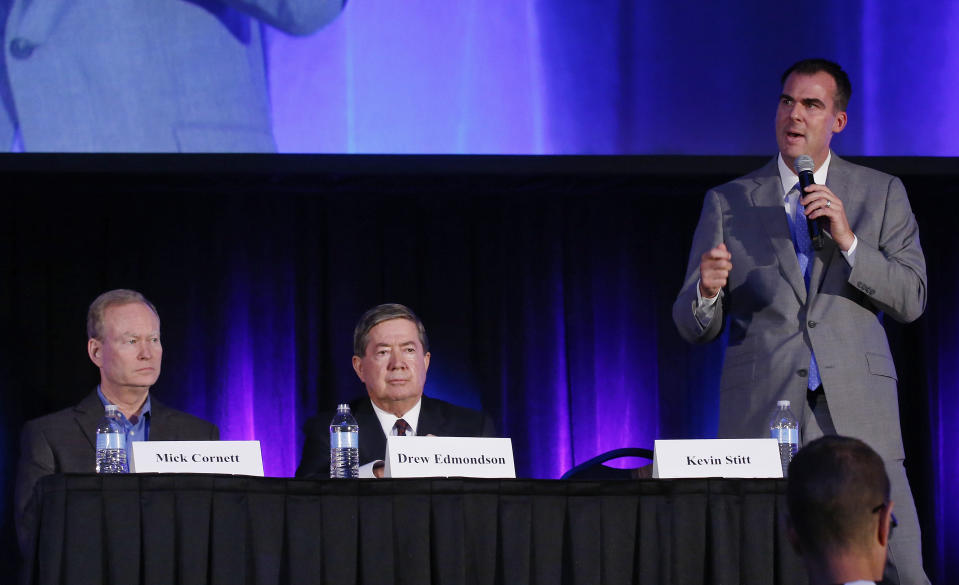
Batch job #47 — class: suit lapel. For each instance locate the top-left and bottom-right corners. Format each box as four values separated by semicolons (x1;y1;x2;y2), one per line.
149;396;173;440
415;396;447;436
81;390;170;442
750;163;807;303
355;396;444;459
809;153;848;297
73;391;105;450
808;227;839;298
354;399;387;462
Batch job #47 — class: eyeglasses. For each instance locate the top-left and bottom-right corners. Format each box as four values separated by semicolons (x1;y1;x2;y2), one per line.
872;502;898;539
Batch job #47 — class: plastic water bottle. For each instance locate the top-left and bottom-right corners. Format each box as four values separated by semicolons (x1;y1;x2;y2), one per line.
769;400;800;477
96;404;129;474
329;403;359;478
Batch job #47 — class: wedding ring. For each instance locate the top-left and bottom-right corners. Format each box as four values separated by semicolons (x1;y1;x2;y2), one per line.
826;200;832;208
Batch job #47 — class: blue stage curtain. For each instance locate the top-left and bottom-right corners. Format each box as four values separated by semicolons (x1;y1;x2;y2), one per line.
1;159;954;581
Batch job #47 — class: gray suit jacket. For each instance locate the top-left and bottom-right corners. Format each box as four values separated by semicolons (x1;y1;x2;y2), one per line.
0;0;344;151
14;390;219;552
672;154;926;461
295;395;498;478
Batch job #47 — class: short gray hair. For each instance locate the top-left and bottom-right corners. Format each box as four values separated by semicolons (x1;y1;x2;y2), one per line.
87;289;160;340
353;303;429;357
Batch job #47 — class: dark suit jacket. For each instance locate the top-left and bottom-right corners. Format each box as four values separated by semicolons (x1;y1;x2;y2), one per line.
14;390;219;552
295;395;498;478
672;154;926;461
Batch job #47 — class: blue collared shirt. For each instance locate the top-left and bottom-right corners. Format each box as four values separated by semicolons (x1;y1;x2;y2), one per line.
96;386;151;464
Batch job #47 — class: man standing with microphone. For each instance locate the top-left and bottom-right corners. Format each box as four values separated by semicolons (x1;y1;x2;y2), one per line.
673;59;928;584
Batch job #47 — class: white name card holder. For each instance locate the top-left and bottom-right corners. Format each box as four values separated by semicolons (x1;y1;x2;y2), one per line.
652;438;783;479
384;436;516;478
130;440;264;476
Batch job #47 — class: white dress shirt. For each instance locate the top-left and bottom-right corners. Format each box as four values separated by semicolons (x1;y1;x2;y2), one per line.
694;151;858;326
358;398;424;478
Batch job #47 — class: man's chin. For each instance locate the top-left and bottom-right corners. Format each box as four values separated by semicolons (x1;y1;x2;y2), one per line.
126;377;158;390
374;388;422;405
387;390;420;401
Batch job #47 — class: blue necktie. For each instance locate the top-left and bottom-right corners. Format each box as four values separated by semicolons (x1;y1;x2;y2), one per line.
787;183;822;391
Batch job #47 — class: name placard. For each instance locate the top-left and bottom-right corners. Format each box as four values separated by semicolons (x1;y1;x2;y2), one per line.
652;438;783;479
384;436;516;478
130;440;264;476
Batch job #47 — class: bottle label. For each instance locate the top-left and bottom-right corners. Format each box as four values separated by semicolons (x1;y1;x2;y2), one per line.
331;431;358;449
97;432;126;450
770;427;798;444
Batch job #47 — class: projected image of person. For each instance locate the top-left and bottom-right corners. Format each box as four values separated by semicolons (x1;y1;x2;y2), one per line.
14;289;219;553
672;58;928;585
296;303;497;479
0;0;345;152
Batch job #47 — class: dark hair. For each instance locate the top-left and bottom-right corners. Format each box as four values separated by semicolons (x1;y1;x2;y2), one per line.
353;303;429;357
87;289;160;340
787;435;890;555
781;58;852;112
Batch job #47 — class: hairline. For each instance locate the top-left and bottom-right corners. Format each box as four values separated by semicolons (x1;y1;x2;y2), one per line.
780;59;851;113
87;290;160;341
782;71;845;114
353;304;429;358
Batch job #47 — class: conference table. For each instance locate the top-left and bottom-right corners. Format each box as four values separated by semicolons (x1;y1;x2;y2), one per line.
22;473;806;585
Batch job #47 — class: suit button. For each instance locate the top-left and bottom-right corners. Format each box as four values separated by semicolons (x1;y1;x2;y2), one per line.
808;320;817;328
797;368;808;377
9;38;36;59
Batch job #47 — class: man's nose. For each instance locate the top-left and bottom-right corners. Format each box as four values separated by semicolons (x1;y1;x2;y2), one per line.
138;344;152;359
790;102;803;120
388;351;406;368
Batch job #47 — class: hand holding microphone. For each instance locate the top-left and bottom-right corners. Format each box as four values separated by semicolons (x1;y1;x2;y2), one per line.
793;155;855;252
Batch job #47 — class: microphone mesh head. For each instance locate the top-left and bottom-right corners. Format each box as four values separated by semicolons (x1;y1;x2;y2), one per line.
794;155;815;174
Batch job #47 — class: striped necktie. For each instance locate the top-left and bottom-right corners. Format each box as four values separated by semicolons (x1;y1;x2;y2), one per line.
787;183;822;391
393;418;412;436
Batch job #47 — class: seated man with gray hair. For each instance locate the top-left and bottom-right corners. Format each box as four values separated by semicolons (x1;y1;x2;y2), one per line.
14;289;218;552
787;435;897;585
297;303;497;479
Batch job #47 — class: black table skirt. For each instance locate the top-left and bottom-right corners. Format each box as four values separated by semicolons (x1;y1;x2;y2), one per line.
23;474;806;585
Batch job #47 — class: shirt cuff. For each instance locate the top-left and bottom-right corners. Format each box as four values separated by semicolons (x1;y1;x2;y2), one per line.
359;460;380;479
694;279;720;327
840;234;858;266
695;278;721;306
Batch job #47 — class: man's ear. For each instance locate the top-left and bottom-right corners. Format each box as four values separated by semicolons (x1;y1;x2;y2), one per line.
88;338;103;367
832;110;848;134
878;501;895;547
352;355;364;382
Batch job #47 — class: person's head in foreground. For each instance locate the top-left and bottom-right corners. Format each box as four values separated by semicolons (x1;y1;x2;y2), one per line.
787;435;895;585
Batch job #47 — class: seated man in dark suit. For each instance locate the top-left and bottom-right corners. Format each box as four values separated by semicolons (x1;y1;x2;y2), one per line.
297;303;496;478
14;289;218;552
787;435;895;585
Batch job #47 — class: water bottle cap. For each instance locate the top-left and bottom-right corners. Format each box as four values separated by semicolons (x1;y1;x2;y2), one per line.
777;400;790;407
105;404;119;413
337;403;350;412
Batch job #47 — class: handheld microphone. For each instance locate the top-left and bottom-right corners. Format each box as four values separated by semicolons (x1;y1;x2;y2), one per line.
794;155;824;250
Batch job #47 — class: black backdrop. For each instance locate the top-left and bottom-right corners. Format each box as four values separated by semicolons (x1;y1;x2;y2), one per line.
1;154;955;581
